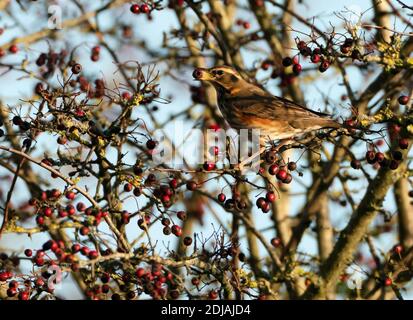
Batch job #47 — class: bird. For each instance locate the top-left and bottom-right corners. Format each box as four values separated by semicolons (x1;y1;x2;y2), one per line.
192;65;340;168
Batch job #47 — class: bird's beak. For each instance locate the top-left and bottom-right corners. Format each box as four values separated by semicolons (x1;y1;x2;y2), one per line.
192;68;213;81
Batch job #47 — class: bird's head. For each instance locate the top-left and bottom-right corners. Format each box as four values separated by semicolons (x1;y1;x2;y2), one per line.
192;66;245;95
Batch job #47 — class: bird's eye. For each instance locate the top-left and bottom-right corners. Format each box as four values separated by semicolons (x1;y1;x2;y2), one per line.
213;70;224;76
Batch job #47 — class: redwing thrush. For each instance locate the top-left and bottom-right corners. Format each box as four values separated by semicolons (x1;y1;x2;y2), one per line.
192;65;340;146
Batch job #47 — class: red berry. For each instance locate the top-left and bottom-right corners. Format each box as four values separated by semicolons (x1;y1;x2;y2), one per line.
177;211;187;220
261;201;270;213
90;54;99;62
124;183;133;192
71;244;81;253
288;162;297;171
398;95;409;105
169;178;178;189
218;193;226;202
9;44;18;54
208;290;218;299
7;287;17;297
43;207;53;217
136;268;145;278
271;237;281;247
0;271;12;281
256;197;266;208
24;249;33;257
276;169;288;181
268;164;279;175
130;4;140;14
79;226;90;236
81;247;90;256
183;236;192;246
374;152;385;163
297;40;306;51
186;180;197;191
393;244;403;255
293;64;302;75
71;63;82;74
18;291;30;300
282;173;292;184
171;225;182;237
203;161;215;171
351;159;361;169
266;192;276;203
282;57;293;67
140;4;150;13
365;151;376;164
399;138;409;150
36;215;45;225
92;46;100;55
319;60;330;72
88;250;98;259
65;191;75;200
146;139;157;150
242;21;251;29
311;54;320;63
384;277;392;286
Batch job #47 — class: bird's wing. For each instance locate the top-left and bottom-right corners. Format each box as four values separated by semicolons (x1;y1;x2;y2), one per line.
231;94;339;129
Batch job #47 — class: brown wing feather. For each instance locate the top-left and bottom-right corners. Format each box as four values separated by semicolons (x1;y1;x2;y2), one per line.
226;94;339;130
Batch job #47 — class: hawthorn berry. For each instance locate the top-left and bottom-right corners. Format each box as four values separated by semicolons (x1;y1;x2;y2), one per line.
71;63;82;74
177;211;187;220
146;139;157;149
319;60;330;73
171;225;182;237
24;249;32;257
71;244;81;253
218;193;226;202
398;95;409;105
9;44;18;54
350;159;361;169
18;291;30;300
276;169;288;181
293;63;302;75
256;197;266;209
130;4;140;14
282;57;293;67
288;162;297;171
203;161;215;171
271;237;281;247
183;236;192;246
384;277;392;286
311;54;320;63
0;271;12;281
266;192;276;203
268;164;279;175
79;226;90;236
65;191;75;200
208;290;218;299
186;180;197;191
399;138;409;150
393;244;403;255
365;151;376;164
124;183;133;192
140;4;150;13
261;201;270;213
